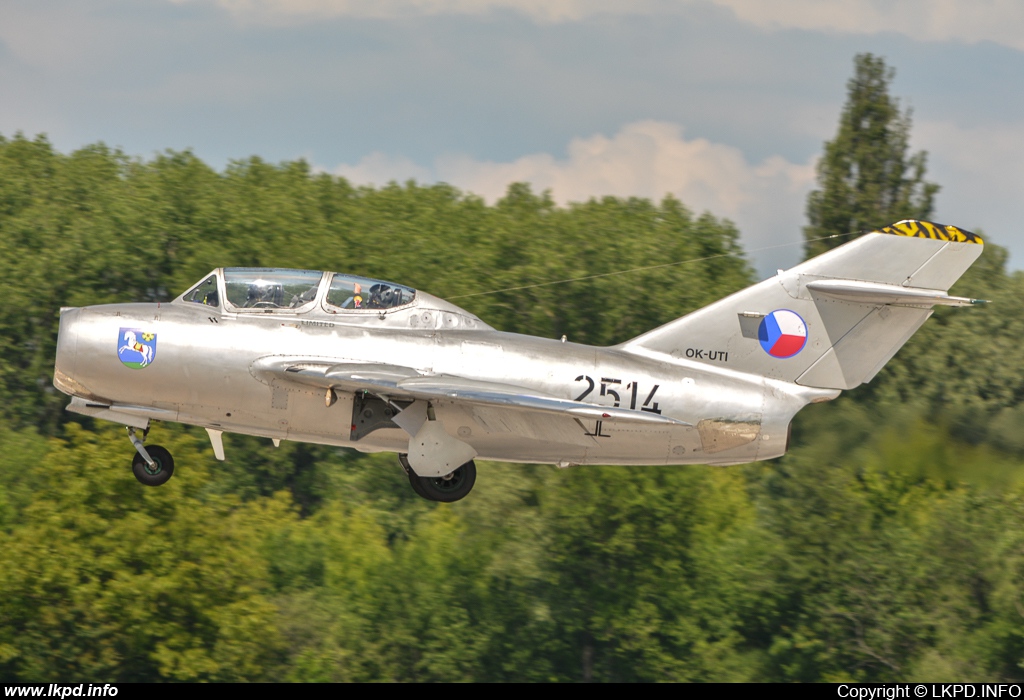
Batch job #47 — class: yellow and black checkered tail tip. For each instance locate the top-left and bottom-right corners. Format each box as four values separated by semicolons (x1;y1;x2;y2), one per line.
878;219;983;245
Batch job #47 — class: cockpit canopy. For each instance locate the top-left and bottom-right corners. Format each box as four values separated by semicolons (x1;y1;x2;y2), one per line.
225;268;323;311
179;268;417;313
326;273;416;311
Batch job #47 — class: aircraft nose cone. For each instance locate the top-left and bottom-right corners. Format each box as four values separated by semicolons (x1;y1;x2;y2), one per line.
53;307;82;395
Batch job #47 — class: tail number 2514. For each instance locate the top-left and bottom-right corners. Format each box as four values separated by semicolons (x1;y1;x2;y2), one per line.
573;375;661;414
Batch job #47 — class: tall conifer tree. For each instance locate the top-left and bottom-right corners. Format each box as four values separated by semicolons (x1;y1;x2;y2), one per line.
804;54;938;257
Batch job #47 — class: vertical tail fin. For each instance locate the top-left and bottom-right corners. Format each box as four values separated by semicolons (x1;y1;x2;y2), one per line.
619;221;984;390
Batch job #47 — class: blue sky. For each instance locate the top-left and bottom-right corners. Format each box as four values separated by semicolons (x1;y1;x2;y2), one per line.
2;0;1022;276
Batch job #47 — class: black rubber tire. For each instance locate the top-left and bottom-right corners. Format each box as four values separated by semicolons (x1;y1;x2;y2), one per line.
131;445;175;486
399;454;431;499
406;459;477;502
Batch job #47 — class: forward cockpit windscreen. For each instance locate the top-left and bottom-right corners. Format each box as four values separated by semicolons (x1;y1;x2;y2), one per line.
325;273;416;311
224;268;324;311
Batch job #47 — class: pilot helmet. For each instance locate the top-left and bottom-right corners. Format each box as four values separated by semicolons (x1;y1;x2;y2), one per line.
368;283;393;307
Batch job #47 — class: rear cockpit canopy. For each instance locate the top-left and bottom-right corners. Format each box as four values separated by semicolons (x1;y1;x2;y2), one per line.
326;273;416;311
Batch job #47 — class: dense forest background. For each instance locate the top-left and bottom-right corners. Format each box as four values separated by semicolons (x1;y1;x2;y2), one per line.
3;55;1024;682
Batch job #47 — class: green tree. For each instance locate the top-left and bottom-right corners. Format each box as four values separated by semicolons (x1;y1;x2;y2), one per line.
804;54;939;257
10;127;1024;682
531;465;778;681
0;424;290;681
752;405;1024;682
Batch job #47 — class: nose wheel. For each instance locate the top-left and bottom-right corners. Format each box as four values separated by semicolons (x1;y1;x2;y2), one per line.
131;445;174;486
127;427;175;486
398;454;477;502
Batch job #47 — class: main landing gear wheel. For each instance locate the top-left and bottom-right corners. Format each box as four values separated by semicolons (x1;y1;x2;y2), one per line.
132;445;175;486
399;454;477;503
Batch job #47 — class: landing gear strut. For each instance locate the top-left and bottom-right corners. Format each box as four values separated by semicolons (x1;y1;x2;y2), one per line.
399;453;477;502
127;426;175;486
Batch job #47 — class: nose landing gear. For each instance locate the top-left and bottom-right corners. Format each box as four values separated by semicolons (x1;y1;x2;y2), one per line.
127;426;175;486
398;453;476;502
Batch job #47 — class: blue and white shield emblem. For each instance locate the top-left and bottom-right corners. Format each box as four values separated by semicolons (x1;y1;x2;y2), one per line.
117;328;157;369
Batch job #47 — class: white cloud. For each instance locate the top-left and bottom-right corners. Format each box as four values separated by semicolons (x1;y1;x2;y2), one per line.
327;120;817;275
332;152;435;185
713;0;1024;51
169;0;1024;51
168;0;633;23
328;118;1024;276
0;3;118;71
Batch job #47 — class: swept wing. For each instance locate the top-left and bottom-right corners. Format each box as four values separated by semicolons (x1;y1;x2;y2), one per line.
251;357;689;428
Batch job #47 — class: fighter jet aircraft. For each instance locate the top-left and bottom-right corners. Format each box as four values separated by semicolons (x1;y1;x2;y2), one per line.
53;220;985;501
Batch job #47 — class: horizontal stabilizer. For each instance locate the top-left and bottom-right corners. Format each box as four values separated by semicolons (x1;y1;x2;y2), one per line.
804;279;985;307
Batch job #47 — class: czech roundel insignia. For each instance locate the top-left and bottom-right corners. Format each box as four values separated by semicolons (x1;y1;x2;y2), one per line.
117;328;157;369
758;310;807;359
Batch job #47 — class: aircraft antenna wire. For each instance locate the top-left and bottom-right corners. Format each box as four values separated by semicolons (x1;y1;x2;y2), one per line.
447;232;857;300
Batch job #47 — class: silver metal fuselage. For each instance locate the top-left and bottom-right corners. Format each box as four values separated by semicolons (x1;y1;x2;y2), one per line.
52;224;986;471
53;287;829;468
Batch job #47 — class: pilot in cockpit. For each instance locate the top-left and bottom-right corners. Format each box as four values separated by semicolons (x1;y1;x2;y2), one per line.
340;283;363;309
367;283;394;309
246;283;284;308
183;276;219;307
201;288;219;307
